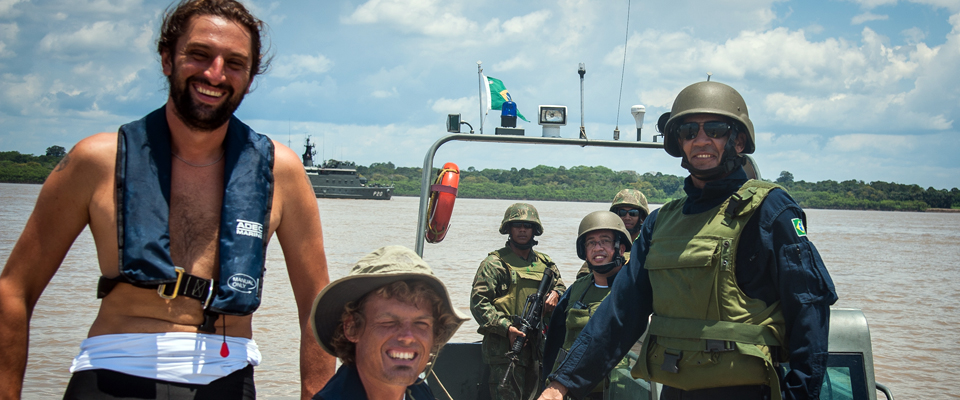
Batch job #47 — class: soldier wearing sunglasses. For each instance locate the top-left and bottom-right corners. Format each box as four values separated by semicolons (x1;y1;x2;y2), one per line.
471;203;566;400
540;81;837;400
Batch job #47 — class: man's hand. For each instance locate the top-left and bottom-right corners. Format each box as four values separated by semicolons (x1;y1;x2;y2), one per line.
508;325;526;346
543;290;560;314
538;381;569;400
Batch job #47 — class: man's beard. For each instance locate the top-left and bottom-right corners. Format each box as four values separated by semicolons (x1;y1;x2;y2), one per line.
168;72;246;131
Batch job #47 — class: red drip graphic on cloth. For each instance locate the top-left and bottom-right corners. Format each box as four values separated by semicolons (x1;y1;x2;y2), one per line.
220;315;230;357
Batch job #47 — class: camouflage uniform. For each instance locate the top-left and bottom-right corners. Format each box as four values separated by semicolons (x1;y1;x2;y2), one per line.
471;247;566;400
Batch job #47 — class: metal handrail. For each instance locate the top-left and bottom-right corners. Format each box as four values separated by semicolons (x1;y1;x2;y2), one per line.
414;133;663;255
876;383;894;400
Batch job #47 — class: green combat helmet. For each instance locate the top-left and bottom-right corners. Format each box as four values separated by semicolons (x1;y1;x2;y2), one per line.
661;81;756;158
610;188;650;219
575;211;632;261
499;203;544;236
576;211;632;274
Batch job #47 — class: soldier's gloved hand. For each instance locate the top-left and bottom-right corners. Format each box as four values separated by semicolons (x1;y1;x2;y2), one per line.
508;325;526;345
543;290;560;314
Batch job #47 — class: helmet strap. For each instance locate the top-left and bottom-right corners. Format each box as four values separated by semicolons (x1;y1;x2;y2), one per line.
587;238;625;274
506;237;538;250
679;130;746;181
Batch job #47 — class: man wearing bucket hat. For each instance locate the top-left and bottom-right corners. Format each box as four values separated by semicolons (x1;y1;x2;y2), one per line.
471;202;566;400
310;245;467;400
540;81;837;400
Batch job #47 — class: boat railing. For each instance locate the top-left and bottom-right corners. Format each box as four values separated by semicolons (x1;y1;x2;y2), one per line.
415;133;664;255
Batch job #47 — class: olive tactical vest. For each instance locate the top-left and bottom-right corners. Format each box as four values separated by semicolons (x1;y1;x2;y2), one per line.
481;248;551;366
632;180;787;399
562;275;610;351
490;248;550;317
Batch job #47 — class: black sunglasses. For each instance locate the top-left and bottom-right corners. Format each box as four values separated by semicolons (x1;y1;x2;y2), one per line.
511;222;534;229
616;209;641;218
675;121;734;140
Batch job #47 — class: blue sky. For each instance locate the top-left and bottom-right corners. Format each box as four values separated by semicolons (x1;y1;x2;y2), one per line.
2;0;959;189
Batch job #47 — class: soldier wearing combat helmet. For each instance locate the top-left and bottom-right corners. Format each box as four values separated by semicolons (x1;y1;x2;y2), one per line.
543;211;632;400
576;189;650;279
471;203;566;400
541;81;837;400
610;188;649;243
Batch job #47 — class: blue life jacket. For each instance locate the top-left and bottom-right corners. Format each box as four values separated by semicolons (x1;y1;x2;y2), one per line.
115;107;274;316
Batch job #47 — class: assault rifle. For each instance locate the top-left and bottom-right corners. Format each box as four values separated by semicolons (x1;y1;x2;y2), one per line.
499;267;557;390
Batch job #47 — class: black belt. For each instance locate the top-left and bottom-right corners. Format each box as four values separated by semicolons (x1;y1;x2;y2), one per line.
97;267;220;333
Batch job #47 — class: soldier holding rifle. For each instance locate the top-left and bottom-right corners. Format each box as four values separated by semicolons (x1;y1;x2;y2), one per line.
471;203;566;400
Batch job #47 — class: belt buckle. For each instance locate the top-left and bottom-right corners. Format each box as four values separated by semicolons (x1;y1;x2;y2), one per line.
660;350;681;373
705;339;735;352
157;266;185;300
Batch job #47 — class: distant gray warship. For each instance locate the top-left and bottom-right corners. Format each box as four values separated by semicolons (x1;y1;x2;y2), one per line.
302;137;393;200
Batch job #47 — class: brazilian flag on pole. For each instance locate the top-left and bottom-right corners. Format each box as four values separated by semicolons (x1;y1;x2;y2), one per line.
484;76;529;122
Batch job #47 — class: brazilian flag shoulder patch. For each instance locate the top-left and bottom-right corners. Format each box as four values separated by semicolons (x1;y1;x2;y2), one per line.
791;218;807;237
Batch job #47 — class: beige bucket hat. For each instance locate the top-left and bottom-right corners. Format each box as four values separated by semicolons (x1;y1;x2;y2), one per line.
309;245;469;356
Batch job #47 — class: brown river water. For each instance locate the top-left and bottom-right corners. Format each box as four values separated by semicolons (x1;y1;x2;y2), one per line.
2;183;957;399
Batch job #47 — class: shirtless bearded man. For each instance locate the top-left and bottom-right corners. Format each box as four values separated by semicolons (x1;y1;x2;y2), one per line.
0;0;334;398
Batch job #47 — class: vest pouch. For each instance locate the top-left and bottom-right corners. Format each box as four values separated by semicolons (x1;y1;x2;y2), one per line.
633;337;771;390
645;236;721;318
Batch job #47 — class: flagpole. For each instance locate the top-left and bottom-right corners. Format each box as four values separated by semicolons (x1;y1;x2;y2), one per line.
477;61;484;135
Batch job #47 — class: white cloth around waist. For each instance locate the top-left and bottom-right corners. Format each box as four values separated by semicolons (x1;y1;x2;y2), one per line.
70;332;262;385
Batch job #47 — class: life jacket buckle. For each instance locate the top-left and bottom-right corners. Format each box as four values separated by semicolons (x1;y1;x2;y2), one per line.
157;266;185;300
661;349;682;373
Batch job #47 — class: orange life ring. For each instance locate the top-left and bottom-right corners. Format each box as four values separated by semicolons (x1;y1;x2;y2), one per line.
425;162;460;244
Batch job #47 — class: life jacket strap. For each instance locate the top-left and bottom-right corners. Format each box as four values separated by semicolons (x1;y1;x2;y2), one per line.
97;272;218;310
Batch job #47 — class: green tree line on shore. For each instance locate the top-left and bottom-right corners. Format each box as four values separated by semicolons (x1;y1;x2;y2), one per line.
4;151;958;211
0;147;65;183
357;162;960;212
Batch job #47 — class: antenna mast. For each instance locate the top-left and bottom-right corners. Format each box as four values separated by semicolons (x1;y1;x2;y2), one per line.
578;63;586;139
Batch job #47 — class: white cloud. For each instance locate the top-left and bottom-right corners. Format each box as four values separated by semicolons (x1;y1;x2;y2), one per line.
371;87;398;98
901;27;926;44
271;54;333;79
492;54;535;71
0;23;17;41
342;0;477;37
845;0;896;9
68;0;144;14
909;0;960;12
39;21;140;54
266;77;338;102
852;12;889;25
825;133;916;154
0;0;26;16
500;10;551;36
431;96;477;114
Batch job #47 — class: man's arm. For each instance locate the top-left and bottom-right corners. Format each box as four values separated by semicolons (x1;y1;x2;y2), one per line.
270;142;335;399
541;289;571;378
766;202;838;400
0;136;111;397
543;211;660;400
469;256;511;338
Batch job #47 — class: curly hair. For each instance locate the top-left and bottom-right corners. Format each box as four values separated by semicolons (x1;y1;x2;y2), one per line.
331;280;461;365
157;0;272;80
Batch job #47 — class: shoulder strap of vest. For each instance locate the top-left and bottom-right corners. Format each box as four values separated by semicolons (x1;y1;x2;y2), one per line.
723;180;783;219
